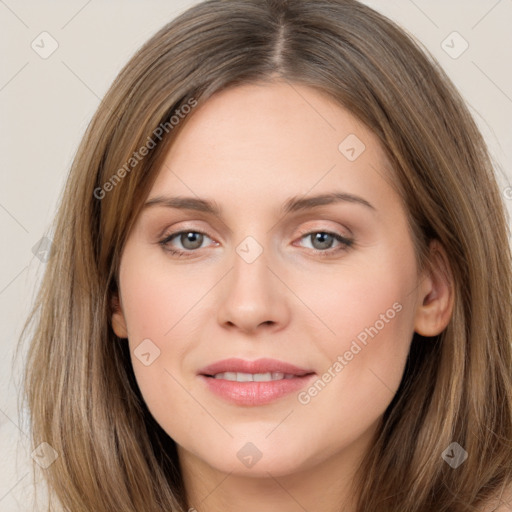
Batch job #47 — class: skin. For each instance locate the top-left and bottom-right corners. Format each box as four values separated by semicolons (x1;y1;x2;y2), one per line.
112;81;454;512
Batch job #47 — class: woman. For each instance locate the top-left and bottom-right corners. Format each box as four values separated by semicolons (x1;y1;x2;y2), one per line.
18;0;512;510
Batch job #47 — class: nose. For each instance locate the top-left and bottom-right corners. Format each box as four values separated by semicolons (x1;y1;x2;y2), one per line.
216;244;291;334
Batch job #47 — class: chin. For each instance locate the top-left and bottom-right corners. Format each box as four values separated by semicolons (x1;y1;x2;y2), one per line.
195;439;316;478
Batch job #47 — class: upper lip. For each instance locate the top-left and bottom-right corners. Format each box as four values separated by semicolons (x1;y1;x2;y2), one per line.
198;358;315;377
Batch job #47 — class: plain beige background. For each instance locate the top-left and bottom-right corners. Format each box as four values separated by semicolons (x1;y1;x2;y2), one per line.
1;0;511;509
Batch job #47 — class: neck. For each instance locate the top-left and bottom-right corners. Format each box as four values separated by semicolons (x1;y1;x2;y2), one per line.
177;425;377;512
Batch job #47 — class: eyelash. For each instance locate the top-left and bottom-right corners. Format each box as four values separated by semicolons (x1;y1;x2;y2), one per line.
158;228;354;259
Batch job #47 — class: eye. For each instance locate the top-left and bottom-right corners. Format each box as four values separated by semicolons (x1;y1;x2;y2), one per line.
159;230;216;256
158;229;354;258
296;230;354;256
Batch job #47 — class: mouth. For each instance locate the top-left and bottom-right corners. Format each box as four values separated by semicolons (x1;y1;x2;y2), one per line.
207;371;302;382
198;358;316;406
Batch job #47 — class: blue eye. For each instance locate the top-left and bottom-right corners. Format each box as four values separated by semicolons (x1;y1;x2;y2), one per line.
159;231;214;256
302;231;352;252
159;230;354;258
297;231;353;254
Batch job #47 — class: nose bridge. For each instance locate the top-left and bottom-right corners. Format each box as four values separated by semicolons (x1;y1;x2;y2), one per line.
216;234;289;332
232;237;269;294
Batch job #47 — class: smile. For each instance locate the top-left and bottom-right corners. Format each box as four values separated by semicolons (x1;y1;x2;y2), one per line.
198;358;316;406
211;372;297;382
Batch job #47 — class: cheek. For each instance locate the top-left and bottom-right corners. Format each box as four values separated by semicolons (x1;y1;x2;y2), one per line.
301;255;415;351
119;251;202;341
118;255;210;431
296;256;417;429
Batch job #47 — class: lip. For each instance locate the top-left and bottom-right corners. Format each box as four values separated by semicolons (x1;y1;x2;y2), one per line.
198;358;316;406
198;357;313;377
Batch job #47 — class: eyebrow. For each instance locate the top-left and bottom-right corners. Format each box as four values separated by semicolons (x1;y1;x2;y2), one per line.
143;192;376;216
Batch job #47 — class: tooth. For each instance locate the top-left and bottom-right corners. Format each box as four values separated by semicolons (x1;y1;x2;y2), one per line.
212;371;296;381
253;372;273;382
236;372;254;382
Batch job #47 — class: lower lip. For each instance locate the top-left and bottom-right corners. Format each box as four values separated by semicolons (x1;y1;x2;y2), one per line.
199;374;316;406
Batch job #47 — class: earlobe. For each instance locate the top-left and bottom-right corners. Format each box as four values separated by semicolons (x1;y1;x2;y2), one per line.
414;240;455;337
111;293;128;339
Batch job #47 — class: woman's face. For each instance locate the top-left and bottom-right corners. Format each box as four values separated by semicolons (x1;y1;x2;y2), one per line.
112;81;435;479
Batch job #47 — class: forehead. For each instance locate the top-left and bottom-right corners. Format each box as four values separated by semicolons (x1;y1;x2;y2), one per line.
148;81;400;216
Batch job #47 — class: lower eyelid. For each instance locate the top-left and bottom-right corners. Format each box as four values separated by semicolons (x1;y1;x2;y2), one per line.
160;229;353;254
296;232;353;250
162;230;215;248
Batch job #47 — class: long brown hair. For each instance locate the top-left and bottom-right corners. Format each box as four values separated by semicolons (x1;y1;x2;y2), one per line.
17;0;512;510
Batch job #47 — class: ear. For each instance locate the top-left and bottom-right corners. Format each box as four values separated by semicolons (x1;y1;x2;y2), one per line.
111;292;128;339
414;240;454;337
